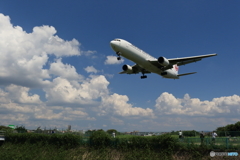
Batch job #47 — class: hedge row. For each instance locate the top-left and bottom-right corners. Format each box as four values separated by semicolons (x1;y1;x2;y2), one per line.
5;133;81;148
5;131;240;152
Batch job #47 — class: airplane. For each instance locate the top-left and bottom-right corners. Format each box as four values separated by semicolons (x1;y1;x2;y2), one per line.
110;38;217;79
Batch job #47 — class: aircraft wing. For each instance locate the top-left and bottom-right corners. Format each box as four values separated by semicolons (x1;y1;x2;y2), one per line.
148;53;217;69
119;64;151;74
168;53;217;66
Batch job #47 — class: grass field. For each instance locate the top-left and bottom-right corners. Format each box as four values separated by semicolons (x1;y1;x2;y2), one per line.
1;140;239;160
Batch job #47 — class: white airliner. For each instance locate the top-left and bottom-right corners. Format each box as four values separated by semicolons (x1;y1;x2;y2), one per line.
110;38;217;79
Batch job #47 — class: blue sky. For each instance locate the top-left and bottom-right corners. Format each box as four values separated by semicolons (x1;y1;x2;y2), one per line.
0;0;239;132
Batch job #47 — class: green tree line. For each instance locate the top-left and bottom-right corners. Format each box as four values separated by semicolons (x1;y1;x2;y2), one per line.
216;121;240;136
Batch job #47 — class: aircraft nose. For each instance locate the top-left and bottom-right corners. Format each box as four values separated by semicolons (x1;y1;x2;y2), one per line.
110;40;118;50
110;40;117;47
110;39;121;51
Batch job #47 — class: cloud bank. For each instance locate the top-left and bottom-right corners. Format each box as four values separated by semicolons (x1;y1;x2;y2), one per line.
0;14;80;88
155;92;240;116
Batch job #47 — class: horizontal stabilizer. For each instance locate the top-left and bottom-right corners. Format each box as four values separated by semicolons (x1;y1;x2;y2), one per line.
178;72;197;77
119;71;127;74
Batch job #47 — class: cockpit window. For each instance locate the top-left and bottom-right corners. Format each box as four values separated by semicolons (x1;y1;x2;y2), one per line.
114;39;121;41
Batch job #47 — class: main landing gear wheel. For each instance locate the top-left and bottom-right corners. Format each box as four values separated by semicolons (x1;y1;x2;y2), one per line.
141;71;147;79
117;57;121;60
141;75;147;79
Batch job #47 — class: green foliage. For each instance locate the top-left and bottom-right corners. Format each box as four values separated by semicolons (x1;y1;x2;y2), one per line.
0;125;15;135
106;129;117;134
116;134;180;158
48;133;81;148
170;130;199;137
15;125;27;133
127;136;150;149
89;130;111;148
170;130;178;135
0;142;68;160
183;130;199;137
85;130;95;137
5;133;81;149
151;134;180;155
179;143;212;159
1;132;240;160
216;121;240;136
0;125;10;130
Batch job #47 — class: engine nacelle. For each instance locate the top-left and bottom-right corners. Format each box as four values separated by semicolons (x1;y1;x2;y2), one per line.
158;57;169;66
122;64;133;73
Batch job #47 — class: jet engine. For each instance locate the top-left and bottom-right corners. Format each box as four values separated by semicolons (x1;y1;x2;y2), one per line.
122;64;133;74
158;57;169;66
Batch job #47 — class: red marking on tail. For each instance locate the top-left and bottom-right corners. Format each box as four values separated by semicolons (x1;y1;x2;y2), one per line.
174;65;179;71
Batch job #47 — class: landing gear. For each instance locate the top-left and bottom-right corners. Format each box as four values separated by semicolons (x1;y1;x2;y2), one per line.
116;52;121;60
141;75;147;79
140;70;147;79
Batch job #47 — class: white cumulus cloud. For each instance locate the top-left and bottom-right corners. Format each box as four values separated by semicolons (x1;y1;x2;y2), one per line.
155;92;240;116
0;85;91;127
84;66;98;73
5;84;42;104
0;13;81;88
99;93;154;117
49;58;83;80
44;75;109;105
104;55;124;65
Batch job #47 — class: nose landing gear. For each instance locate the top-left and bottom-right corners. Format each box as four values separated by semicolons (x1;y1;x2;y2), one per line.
116;52;121;60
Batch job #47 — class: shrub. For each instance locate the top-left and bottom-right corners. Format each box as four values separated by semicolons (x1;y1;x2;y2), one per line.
15;126;27;133
127;136;150;149
89;130;111;148
151;134;180;152
5;133;81;149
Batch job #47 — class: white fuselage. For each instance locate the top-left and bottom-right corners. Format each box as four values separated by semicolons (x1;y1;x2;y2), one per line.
110;39;178;79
